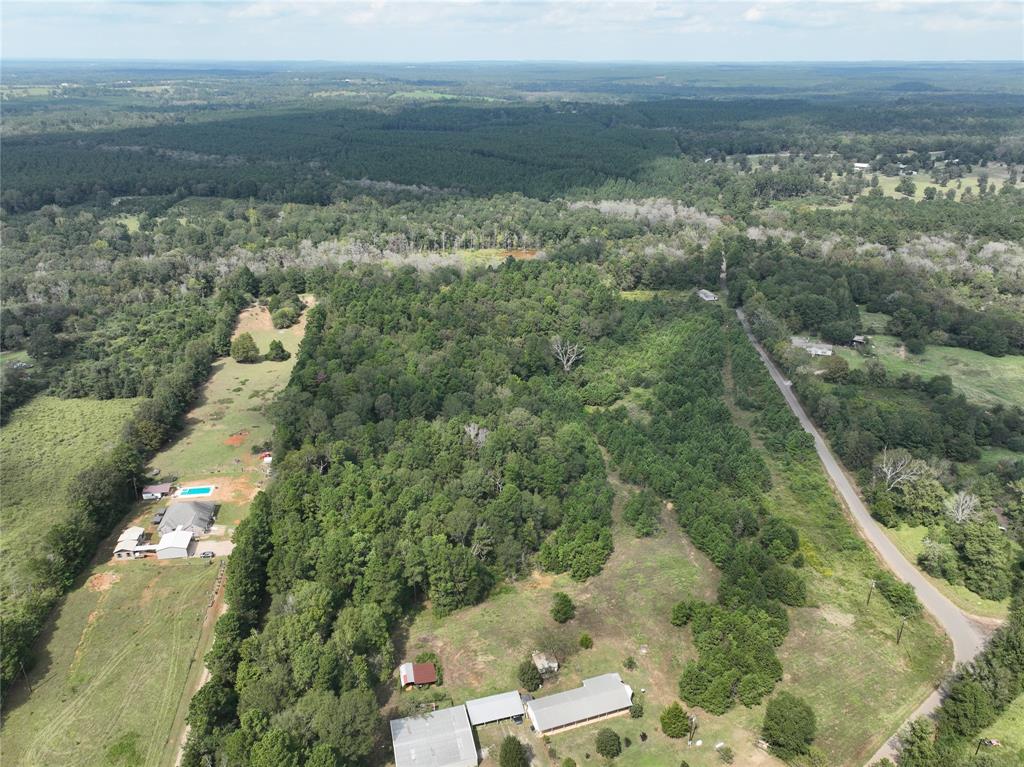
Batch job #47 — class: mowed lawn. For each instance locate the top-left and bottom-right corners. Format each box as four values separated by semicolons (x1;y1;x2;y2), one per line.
149;302;309;526
884;525;1011;620
1;560;218;767
835;335;1024;409
0;396;142;594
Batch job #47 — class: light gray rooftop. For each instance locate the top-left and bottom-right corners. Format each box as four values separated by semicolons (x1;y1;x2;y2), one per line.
390;705;477;767
158;501;215;535
525;673;633;733
464;691;523;725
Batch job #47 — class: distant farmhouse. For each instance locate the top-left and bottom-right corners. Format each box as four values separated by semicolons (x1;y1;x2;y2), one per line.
158;501;215;536
524;672;634;736
390;705;477;767
791;336;834;357
697;288;718;302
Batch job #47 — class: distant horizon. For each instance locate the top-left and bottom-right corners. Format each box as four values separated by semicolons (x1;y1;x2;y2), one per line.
4;1;1022;63
4;58;1021;66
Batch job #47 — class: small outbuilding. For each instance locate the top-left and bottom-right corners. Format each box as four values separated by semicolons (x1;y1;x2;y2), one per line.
400;662;438;688
390;705;477;767
113;526;146;559
852;334;869;345
464;691;524;726
142;483;173;501
156;528;195;560
158;501;215;536
697;288;718;302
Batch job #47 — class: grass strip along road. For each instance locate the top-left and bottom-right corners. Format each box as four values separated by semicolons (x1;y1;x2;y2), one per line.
735;308;994;765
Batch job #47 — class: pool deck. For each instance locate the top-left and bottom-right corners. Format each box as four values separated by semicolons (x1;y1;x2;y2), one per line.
175;486;215;498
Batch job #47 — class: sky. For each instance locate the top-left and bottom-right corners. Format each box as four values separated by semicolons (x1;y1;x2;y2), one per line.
2;0;1022;62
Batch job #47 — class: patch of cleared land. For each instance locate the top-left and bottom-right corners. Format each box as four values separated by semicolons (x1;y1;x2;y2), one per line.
0;560;219;767
147;300;310;529
397;472;779;767
723;365;952;765
835;335;1024;409
397;412;951;767
884;525;1011;620
0;396;142;595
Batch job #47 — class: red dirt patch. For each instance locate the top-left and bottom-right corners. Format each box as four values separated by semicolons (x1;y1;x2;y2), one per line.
502;249;540;260
224;430;249;447
86;571;120;592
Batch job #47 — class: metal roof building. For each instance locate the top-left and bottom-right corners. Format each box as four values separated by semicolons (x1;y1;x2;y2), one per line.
158;501;215;536
525;673;633;735
390;705;477;767
464;691;524;726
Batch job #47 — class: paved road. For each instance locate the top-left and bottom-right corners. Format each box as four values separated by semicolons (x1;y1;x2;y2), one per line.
735;309;990;763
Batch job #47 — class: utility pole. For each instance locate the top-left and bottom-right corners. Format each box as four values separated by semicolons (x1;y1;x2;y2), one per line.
867;579;876;606
897;616;908;645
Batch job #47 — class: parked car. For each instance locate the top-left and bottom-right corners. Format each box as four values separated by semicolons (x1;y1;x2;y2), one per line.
200;551;215;559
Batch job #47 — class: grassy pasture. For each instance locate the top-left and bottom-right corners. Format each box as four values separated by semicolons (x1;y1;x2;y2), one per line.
148;302;308;527
835;335;1024;409
0;396;142;596
396;474;782;767
884;526;1011;620
723;401;952;765
0;560;218;767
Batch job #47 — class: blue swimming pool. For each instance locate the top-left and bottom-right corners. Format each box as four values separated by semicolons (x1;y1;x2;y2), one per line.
179;486;214;497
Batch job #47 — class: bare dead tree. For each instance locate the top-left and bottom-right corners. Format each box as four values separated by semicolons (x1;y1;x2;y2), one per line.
551;335;584;373
873;447;929;492
945;491;980;525
463;422;490;450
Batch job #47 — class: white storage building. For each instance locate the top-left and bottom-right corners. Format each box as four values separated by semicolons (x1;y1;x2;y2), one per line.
390;705;477;767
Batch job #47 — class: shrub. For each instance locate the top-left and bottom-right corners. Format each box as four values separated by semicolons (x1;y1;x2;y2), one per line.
660;702;688;738
717;745;734;764
265;339;291;362
561;760;577;767
578;633;593;649
623;655;637;670
551;592;576;623
517;659;542;692
762;691;816;760
629;701;644;719
271;306;298;329
595;729;621;759
230;332;260;364
671;600;695;626
499;736;529;767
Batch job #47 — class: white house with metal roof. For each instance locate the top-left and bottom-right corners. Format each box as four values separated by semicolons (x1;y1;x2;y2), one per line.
464;691;524;726
525;673;633;735
389;705;477;767
156;528;194;560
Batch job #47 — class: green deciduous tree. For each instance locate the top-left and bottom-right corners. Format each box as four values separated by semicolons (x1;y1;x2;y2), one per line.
231;332;260;363
596;728;621;759
762;691;816;760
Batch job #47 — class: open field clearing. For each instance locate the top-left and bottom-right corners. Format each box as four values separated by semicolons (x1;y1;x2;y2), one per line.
147;300;309;528
397;473;781;767
884;525;1012;621
0;560;219;767
835;335;1024;409
733;436;951;764
0;396;142;595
